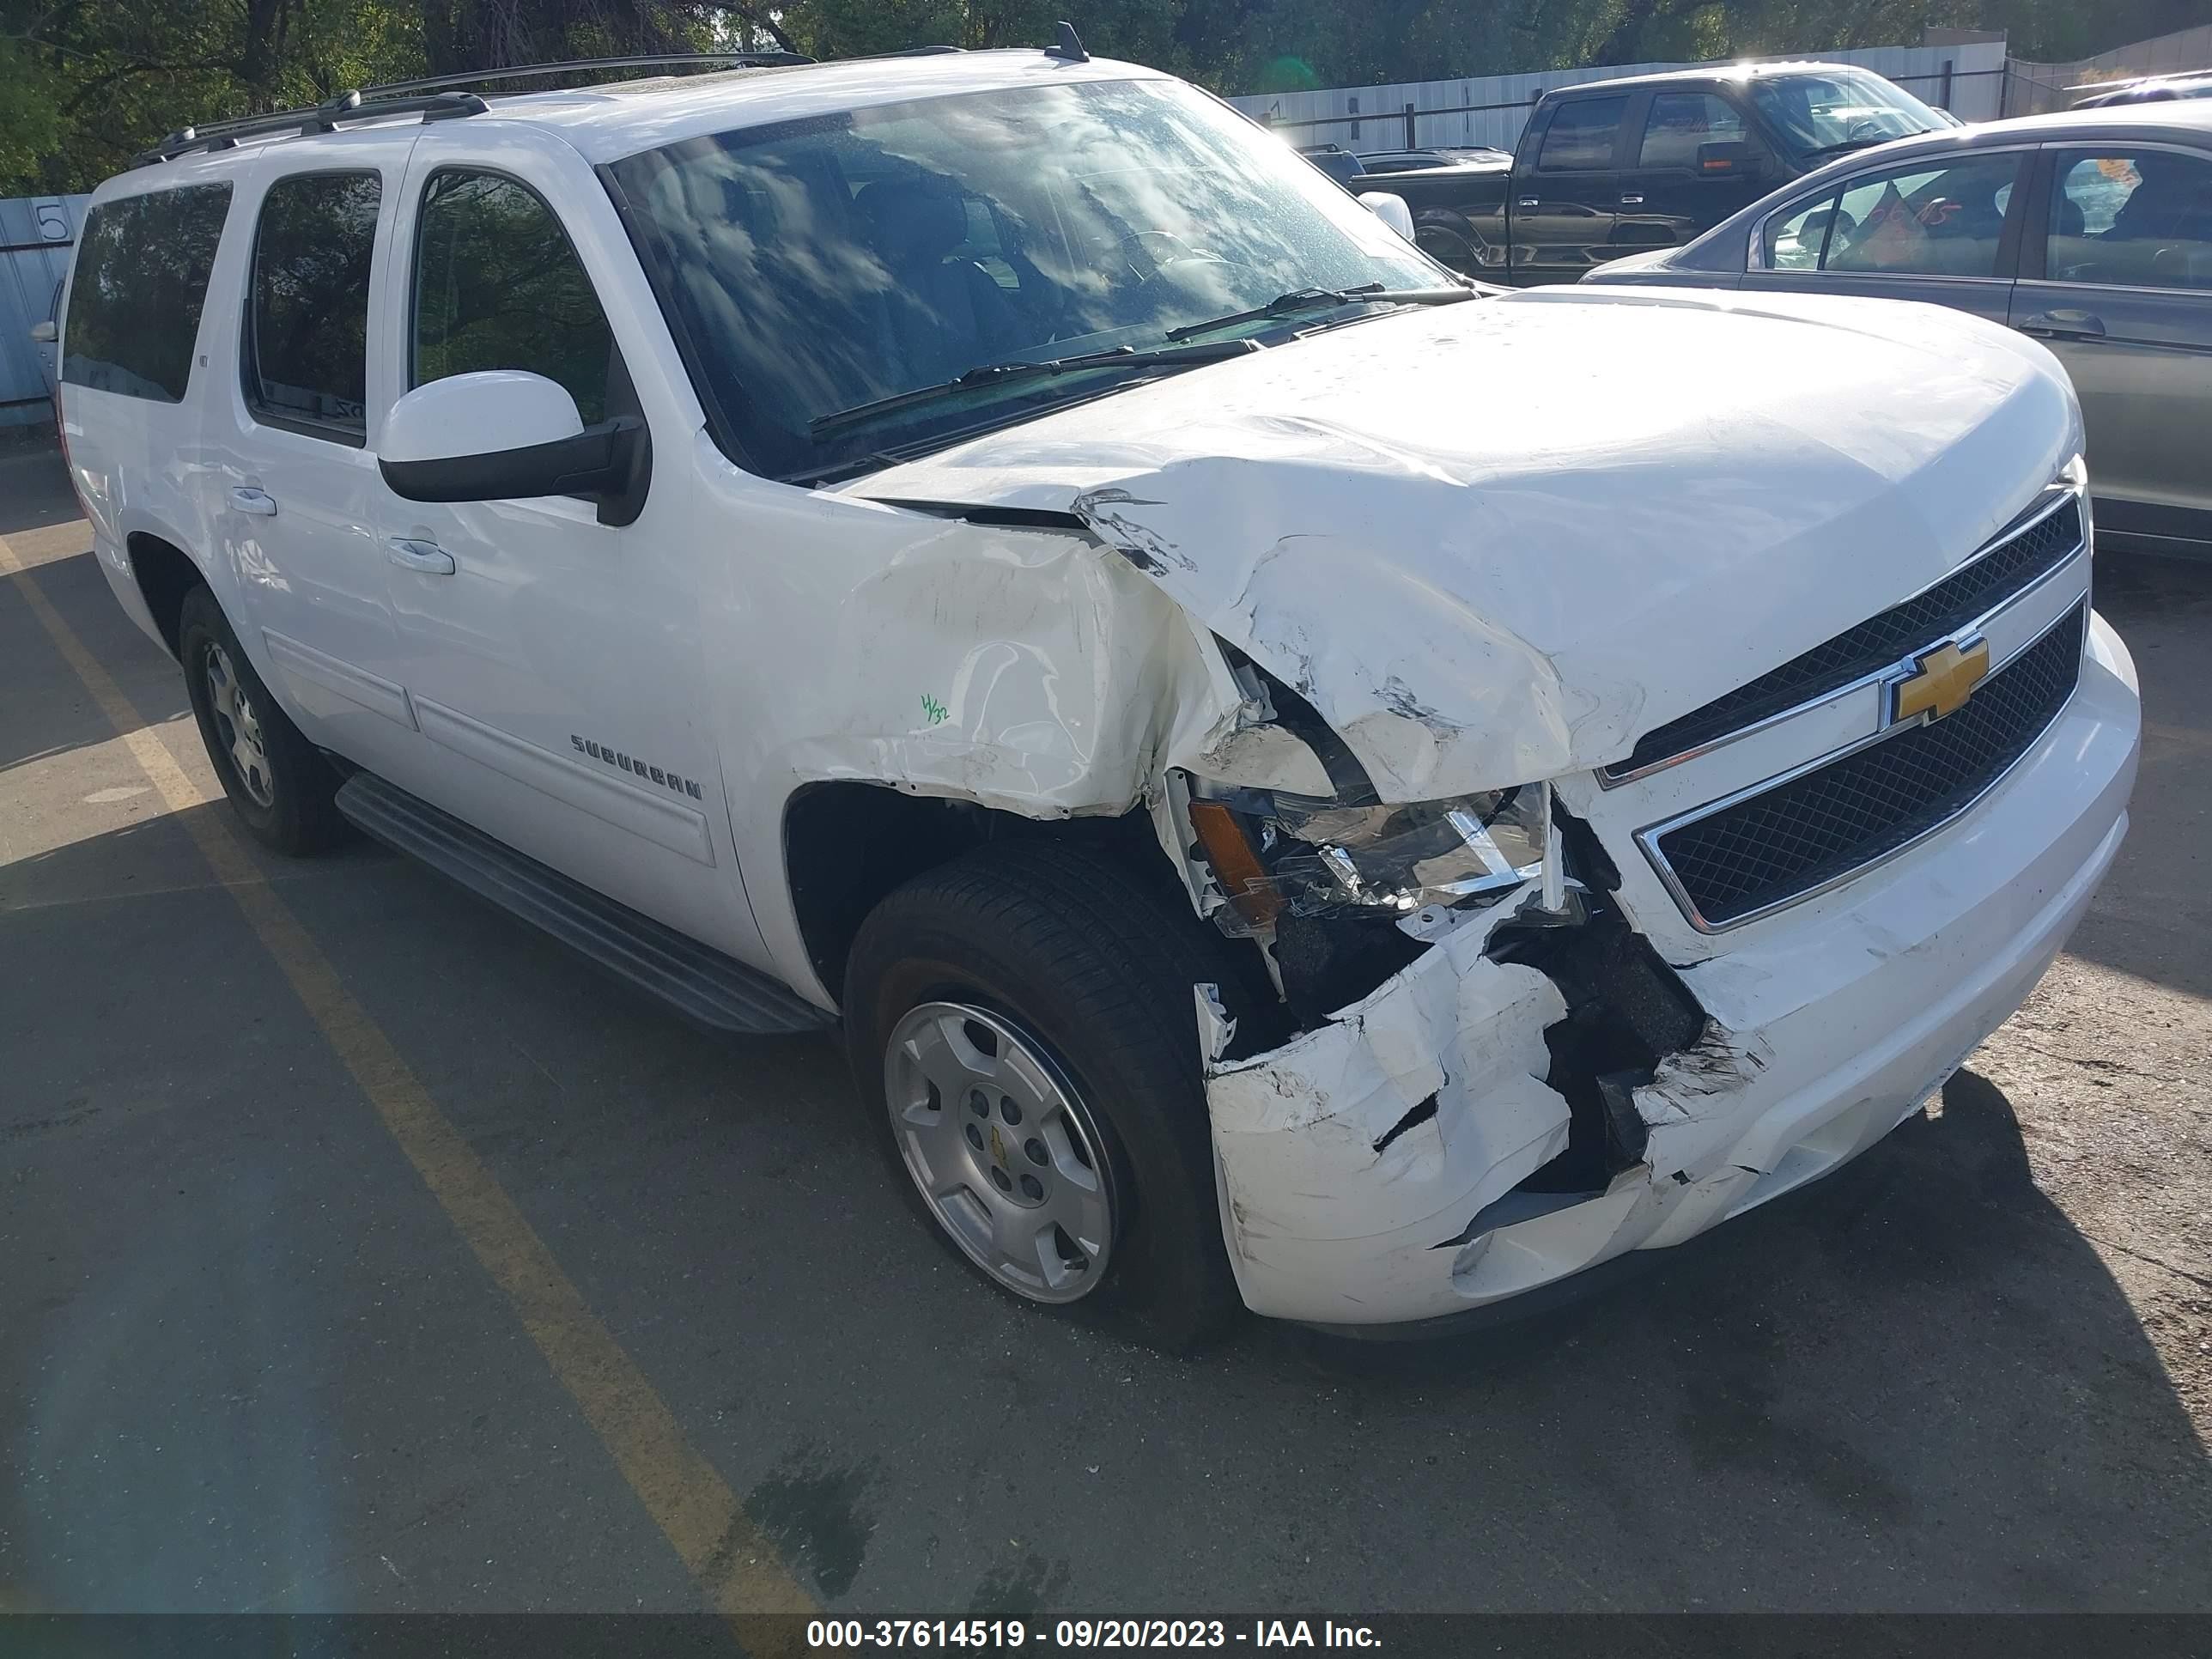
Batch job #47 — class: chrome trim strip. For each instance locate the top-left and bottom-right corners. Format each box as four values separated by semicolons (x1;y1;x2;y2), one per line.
1597;483;2084;789
1636;599;2090;934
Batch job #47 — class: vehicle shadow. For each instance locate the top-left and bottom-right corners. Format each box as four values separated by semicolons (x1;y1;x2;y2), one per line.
6;791;2208;1613
1229;1055;2212;1606
2059;551;2212;1002
4;492;2206;1610
1;533;191;778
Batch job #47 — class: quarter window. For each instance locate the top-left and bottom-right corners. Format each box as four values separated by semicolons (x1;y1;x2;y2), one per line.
1538;98;1626;172
412;171;617;424
63;184;232;402
245;172;380;441
2045;151;2212;291
1766;155;2020;277
1638;93;1748;169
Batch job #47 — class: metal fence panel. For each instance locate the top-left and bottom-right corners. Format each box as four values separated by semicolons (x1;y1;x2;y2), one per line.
1;193;88;428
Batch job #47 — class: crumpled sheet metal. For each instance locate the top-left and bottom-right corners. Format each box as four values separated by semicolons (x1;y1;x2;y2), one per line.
1199;902;1570;1316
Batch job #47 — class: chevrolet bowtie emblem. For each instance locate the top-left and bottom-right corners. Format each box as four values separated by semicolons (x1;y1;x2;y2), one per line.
1893;637;1990;725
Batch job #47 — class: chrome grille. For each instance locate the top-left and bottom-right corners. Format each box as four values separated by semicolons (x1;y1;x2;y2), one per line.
1607;492;2084;781
1647;605;2086;930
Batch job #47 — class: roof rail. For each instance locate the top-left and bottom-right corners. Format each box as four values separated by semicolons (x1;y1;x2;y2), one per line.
132;89;487;167
363;50;811;98
129;48;816;170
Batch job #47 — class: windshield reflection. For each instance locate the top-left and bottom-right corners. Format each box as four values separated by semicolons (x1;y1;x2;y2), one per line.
609;77;1442;481
1751;70;1945;157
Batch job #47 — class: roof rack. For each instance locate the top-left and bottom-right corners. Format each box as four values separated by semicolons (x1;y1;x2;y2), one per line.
131;48;814;167
133;89;488;167
366;50;811;98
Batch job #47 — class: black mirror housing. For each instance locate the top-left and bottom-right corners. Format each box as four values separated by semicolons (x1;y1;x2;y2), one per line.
1697;140;1764;178
379;416;652;527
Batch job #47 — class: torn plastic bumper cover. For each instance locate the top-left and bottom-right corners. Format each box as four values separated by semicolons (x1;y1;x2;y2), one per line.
1196;752;2129;1327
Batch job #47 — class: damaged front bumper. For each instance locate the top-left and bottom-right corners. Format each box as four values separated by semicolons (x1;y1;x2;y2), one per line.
1202;617;2140;1327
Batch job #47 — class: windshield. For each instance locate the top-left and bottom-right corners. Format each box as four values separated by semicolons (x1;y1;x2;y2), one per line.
608;76;1442;481
1749;70;1946;158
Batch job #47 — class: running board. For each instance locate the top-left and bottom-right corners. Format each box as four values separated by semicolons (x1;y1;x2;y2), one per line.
334;771;834;1036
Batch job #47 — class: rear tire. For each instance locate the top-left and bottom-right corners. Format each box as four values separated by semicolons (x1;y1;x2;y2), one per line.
843;842;1247;1350
178;584;345;855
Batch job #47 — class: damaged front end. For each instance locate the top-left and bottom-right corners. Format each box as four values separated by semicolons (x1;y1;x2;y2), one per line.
1168;702;1762;1327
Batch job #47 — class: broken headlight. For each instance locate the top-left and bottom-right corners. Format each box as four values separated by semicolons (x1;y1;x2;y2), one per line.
1188;781;1558;931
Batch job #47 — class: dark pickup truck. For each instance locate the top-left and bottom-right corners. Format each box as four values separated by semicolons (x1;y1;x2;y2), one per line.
1328;61;1960;284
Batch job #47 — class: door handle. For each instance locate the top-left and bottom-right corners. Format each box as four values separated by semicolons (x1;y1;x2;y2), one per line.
1620;193;1645;205
1516;197;1540;209
229;487;277;517
386;538;456;575
2017;309;2106;340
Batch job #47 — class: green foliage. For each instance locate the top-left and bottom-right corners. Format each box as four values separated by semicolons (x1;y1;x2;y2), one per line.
5;0;2207;195
0;35;62;184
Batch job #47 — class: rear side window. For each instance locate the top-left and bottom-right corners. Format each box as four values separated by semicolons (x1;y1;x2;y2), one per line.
64;184;232;402
2045;151;2212;290
1538;98;1626;171
245;172;380;442
1637;93;1749;168
412;170;615;425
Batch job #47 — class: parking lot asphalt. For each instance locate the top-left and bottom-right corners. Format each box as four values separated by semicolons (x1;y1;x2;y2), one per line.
3;440;2209;1617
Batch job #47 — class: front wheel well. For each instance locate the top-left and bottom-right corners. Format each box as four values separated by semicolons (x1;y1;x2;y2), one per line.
783;784;1176;1006
126;532;205;659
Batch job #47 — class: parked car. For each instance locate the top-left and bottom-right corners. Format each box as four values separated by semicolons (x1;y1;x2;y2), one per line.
1335;61;1957;282
2073;70;2212;109
1295;142;1371;186
60;42;2137;1341
1582;102;2212;559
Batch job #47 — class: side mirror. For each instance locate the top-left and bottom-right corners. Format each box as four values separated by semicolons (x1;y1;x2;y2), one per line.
1358;190;1416;240
28;319;57;344
1696;140;1765;179
378;370;650;528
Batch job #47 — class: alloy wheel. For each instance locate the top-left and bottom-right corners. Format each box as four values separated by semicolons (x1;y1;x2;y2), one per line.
884;1001;1116;1303
204;641;275;808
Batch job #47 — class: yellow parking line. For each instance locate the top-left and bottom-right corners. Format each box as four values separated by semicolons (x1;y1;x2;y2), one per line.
1;542;816;1633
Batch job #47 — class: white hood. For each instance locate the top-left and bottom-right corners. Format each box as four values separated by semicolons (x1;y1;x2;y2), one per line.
850;286;2080;800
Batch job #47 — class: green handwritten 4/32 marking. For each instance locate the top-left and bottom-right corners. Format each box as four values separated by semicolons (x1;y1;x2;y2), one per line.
921;694;947;726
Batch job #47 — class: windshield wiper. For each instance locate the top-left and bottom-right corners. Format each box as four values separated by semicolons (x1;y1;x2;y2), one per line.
809;338;1262;437
1164;283;1474;343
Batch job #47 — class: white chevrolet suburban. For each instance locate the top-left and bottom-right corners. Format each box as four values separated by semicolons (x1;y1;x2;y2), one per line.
58;39;2140;1342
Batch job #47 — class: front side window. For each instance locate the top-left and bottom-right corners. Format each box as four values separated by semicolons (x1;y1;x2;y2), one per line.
1749;70;1946;161
246;171;380;441
1537;97;1626;171
63;183;233;402
2045;151;2212;291
1638;93;1748;169
1791;155;2021;277
412;171;616;424
610;76;1443;482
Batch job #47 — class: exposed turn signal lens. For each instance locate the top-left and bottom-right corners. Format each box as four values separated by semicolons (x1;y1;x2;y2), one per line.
1188;800;1284;927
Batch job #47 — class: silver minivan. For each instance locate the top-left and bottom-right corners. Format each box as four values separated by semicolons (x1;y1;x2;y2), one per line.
1583;102;2212;560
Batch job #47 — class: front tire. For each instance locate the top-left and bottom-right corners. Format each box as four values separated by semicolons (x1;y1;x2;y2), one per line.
178;585;344;854
843;842;1246;1348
